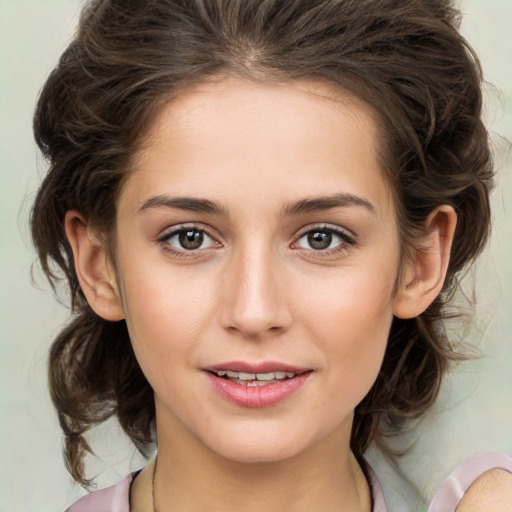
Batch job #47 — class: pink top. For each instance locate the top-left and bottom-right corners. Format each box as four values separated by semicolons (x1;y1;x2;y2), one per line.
66;452;512;512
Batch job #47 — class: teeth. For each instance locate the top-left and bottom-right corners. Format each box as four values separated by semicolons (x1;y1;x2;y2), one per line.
238;372;256;380
256;372;275;381
215;370;297;380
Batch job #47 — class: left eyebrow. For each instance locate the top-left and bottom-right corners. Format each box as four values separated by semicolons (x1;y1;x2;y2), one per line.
282;193;376;216
138;195;229;216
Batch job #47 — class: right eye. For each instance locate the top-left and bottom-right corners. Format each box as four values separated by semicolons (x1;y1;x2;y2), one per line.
158;226;220;254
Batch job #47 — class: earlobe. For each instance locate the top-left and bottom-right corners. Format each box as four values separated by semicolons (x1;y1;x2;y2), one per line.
64;211;125;321
393;205;457;319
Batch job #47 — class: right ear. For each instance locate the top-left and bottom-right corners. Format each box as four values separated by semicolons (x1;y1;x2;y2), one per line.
64;211;125;321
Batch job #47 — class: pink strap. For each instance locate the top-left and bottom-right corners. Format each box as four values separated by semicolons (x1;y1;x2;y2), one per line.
427;452;512;512
366;463;387;512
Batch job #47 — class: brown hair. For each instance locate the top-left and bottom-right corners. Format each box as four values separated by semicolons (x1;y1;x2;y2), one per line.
31;0;493;485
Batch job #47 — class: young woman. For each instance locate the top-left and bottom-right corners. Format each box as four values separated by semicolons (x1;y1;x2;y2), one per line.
31;0;512;510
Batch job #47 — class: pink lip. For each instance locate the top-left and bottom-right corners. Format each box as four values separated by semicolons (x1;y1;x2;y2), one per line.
202;361;312;409
203;361;309;374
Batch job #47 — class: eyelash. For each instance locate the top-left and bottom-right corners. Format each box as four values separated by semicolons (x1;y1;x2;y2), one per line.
156;224;356;259
157;224;220;258
292;225;356;258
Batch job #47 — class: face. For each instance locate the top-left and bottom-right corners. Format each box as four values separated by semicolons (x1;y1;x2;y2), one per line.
113;78;403;464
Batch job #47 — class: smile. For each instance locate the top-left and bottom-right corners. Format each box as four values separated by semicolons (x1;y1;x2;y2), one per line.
213;370;297;386
203;363;312;408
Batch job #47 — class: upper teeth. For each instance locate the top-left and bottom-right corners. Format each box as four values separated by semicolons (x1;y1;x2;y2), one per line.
216;371;295;380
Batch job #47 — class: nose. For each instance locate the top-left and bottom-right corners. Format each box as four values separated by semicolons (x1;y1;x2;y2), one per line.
220;246;292;339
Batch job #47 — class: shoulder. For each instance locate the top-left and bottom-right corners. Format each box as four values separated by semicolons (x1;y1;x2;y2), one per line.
65;471;139;512
456;469;512;512
428;452;512;512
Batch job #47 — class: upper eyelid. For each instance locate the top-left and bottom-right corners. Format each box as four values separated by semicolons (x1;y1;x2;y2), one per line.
294;223;356;241
157;223;217;240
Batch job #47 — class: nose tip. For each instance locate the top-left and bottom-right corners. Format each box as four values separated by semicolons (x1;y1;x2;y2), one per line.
226;316;282;340
220;254;292;339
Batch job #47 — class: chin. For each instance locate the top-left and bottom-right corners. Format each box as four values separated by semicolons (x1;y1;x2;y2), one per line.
213;440;304;465
199;421;330;466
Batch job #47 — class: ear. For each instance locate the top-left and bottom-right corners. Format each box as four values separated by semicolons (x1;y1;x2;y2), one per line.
393;205;457;319
65;211;125;321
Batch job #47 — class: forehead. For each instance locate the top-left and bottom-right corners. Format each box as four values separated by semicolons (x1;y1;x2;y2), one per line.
122;78;394;218
142;78;377;156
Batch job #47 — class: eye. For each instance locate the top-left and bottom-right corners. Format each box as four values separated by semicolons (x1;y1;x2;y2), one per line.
295;226;355;252
159;227;219;252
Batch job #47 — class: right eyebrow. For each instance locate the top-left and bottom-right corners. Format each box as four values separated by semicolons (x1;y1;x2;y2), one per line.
138;195;229;216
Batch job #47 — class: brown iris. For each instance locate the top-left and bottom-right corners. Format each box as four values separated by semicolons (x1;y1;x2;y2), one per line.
179;229;204;250
307;231;332;250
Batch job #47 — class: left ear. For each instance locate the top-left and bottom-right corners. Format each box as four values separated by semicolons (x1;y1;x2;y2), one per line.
393;205;457;319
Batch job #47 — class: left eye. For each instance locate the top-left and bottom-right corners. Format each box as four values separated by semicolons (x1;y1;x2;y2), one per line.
296;228;351;251
163;228;217;251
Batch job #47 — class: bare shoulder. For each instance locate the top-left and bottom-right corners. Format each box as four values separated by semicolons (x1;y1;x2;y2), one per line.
456;469;512;512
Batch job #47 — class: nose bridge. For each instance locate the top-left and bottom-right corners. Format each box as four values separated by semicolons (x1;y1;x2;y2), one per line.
221;241;290;338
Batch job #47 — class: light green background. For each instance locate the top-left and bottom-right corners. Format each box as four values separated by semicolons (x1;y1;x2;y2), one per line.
0;1;510;511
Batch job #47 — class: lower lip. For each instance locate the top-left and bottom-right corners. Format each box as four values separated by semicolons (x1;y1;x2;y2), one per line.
204;372;311;408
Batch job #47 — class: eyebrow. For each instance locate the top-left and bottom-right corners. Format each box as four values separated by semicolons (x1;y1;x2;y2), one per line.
282;193;376;216
138;195;228;216
138;192;375;217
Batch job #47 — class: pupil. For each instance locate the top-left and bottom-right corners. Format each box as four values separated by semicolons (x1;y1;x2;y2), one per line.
308;231;331;250
179;230;203;250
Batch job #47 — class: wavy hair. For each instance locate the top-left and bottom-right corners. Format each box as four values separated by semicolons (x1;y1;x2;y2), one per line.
31;0;493;485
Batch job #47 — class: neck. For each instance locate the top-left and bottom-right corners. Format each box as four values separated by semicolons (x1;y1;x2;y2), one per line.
138;416;371;512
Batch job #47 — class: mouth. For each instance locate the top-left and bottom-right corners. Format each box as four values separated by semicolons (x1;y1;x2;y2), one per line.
203;362;312;408
208;370;301;387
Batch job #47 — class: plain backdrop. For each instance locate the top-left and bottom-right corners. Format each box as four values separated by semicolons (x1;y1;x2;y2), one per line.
0;1;511;511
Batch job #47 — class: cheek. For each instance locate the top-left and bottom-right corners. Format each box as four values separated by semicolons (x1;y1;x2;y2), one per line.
298;265;396;338
296;267;396;396
116;260;218;377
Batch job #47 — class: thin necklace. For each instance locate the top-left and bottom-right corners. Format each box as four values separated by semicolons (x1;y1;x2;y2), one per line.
151;455;158;512
151;454;369;512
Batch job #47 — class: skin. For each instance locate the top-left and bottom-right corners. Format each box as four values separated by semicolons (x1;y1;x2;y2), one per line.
66;78;457;511
457;470;512;512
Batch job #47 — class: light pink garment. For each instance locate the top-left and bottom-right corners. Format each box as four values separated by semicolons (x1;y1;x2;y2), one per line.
427;452;512;512
65;452;512;512
65;473;134;512
366;463;387;512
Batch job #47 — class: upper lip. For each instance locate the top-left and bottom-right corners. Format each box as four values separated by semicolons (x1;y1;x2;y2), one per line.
203;361;311;375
